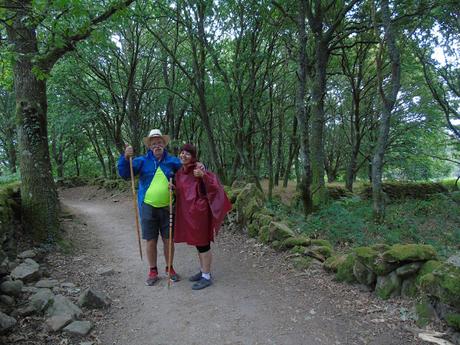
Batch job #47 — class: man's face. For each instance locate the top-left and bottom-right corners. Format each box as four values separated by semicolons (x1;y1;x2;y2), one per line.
149;137;165;158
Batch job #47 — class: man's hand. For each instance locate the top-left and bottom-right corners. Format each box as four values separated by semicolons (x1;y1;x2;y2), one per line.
125;145;134;160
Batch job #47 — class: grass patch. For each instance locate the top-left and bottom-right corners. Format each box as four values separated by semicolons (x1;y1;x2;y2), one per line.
266;193;459;258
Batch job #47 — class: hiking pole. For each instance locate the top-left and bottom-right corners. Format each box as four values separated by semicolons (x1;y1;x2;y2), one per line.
167;176;174;288
129;157;143;261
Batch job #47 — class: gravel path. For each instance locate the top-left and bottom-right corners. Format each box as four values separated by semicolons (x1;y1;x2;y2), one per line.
58;186;431;345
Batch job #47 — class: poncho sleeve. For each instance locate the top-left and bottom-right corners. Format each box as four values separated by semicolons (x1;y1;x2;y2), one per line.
202;172;232;232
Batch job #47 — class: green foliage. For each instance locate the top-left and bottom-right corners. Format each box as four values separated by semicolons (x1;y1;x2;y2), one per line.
0;173;20;186
272;192;460;257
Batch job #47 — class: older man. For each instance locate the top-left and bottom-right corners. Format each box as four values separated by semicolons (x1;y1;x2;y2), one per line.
118;129;181;285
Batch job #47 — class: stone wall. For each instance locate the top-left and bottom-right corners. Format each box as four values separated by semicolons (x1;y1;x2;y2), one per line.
228;182;460;332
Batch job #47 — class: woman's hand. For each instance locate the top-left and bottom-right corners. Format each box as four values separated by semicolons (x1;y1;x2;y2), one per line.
193;168;204;178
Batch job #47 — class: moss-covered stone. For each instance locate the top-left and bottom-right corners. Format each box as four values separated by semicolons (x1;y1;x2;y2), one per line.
445;313;460;331
252;213;273;227
375;271;402;299
354;247;378;266
416;301;436;327
305;246;333;262
290;246;305;255
259;225;270;244
416;260;442;286
432;263;460;308
247;223;259;238
292;257;312;270
383;244;437;263
280;236;311;249
418;262;460;308
323;255;347;273
395;262;423;278
226;188;242;203
310;239;333;249
353;260;376;286
353;246;396;276
233;183;265;225
268;222;295;242
335;254;356;283
401;277;418;298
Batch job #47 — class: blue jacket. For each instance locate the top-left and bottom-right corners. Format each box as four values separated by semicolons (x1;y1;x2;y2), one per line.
118;149;182;213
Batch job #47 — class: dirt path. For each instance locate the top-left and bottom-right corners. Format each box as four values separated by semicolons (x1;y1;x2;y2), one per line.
59;186;429;345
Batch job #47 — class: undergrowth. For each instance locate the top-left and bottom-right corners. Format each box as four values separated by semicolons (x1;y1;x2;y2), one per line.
266;193;460;258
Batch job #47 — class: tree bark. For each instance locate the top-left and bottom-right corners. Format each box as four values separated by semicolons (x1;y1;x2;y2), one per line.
371;0;401;222
296;0;313;214
6;2;59;241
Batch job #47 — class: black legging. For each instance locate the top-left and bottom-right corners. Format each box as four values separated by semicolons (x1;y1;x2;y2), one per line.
196;244;211;253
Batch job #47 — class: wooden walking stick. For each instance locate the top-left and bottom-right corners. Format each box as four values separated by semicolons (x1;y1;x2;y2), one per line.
129;157;143;261
167;176;174;288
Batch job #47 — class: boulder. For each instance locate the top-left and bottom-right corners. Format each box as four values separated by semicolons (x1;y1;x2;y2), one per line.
419;262;460;309
353;260;376;286
0;295;14;307
382;244;437;263
10;258;40;283
46;295;82;319
233;183;265;224
258;225;270;244
29;288;54;313
353;246;397;276
45;315;73;332
401;277;418;298
0;311;16;334
375;271;402;299
335;254;356;283
310;239;333;249
447;252;460;268
35;279;59;288
304;246;333;262
395;262;423;278
280;236;311;249
268;222;295;242
17;249;37;259
0;280;23;297
78;288;110;309
63;320;92;336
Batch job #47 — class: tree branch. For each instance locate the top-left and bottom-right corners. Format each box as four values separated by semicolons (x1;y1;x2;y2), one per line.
37;0;135;71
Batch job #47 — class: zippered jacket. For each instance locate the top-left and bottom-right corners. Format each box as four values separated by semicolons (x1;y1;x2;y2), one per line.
117;149;181;214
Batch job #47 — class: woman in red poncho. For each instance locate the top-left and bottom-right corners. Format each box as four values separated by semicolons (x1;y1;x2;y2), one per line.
174;144;232;290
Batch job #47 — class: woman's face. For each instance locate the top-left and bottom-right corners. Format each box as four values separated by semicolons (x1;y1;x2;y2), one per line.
179;150;193;165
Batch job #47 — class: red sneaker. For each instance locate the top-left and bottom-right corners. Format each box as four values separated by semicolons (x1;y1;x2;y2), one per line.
145;269;159;286
165;266;181;282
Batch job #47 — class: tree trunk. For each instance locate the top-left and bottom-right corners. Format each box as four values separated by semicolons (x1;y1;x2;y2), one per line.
296;0;313;214
6;4;60;241
309;39;329;209
372;0;401;222
274;110;284;186
73;151;80;177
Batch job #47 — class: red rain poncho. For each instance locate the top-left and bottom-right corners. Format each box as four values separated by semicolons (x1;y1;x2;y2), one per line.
174;163;232;246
